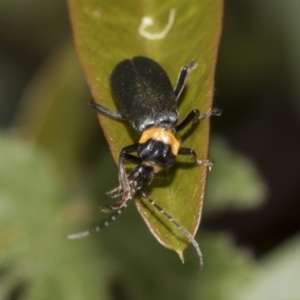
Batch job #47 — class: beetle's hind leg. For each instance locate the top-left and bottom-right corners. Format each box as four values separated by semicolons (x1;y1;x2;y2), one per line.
89;100;126;120
175;108;221;132
174;61;198;100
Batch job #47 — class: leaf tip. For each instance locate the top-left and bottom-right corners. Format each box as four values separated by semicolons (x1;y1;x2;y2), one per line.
176;249;185;264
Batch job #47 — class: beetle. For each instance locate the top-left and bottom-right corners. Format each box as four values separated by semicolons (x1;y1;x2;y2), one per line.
68;56;220;270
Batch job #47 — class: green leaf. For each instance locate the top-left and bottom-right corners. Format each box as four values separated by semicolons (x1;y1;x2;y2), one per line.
231;234;300;300
67;0;223;261
205;138;267;214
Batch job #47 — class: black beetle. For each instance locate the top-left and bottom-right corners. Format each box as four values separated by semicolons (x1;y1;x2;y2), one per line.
68;56;220;270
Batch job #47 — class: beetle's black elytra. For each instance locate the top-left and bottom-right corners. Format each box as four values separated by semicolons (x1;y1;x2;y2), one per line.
68;56;221;271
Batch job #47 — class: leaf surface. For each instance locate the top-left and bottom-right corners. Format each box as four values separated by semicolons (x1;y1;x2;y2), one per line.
67;0;223;261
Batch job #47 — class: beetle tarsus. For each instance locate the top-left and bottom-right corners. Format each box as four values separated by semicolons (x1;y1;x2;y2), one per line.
195;108;222;123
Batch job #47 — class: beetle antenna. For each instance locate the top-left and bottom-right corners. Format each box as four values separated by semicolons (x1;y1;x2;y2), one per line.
67;203;129;240
141;191;203;272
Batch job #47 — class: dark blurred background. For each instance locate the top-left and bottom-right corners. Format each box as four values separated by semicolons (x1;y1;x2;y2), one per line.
205;0;300;257
1;0;300;299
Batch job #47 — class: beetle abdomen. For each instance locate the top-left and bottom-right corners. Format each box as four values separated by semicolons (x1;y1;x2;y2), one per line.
111;56;178;132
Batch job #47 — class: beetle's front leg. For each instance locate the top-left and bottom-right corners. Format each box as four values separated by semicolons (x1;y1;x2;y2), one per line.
118;145;140;195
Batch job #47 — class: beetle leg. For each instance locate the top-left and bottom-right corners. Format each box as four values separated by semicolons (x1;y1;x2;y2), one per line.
105;153;142;200
175;109;200;132
174;61;198;100
106;185;122;198
99;153;141;213
196;108;222;123
178;147;213;170
89;100;126;120
118;144;140;199
175;108;221;132
100;198;131;213
121;153;143;165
